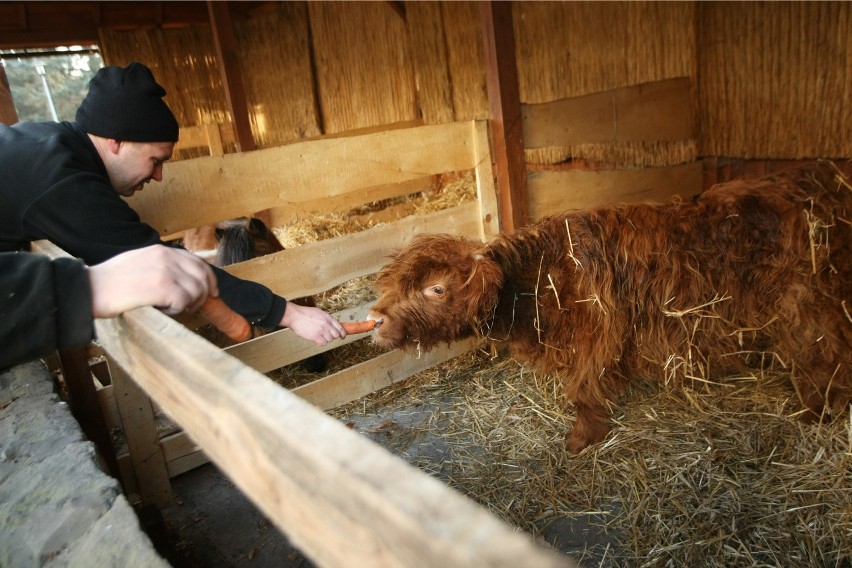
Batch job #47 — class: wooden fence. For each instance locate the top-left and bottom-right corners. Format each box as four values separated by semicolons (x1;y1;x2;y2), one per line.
35;120;574;567
37;79;704;563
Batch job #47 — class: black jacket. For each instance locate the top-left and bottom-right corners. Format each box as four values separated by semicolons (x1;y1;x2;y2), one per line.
0;121;286;329
0;253;93;370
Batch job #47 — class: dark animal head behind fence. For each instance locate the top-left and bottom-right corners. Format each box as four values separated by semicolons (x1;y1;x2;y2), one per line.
215;217;284;267
213;216;327;373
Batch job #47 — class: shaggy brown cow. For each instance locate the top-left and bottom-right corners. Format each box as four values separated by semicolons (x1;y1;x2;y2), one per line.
370;163;852;452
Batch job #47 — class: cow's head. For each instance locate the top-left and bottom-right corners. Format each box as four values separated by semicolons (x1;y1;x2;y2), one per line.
370;234;503;352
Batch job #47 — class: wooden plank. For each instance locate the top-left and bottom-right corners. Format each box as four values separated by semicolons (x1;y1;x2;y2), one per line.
0;2;210;49
166;448;209;478
107;355;174;508
303;118;425;141
57;347;121;480
119;432;208;480
293;338;481;411
224;201;482;300
225;302;374;373
480;1;528;234
160;431;207;478
127;121;481;235
522;77;694;149
204;123;225;156
473;120;500;240
96;383;121;432
174;123;230;155
207;0;255;152
613;77;694;142
263;175;436;227
174;125;211;153
0;64;19;125
93;306;571;568
526;162;703;220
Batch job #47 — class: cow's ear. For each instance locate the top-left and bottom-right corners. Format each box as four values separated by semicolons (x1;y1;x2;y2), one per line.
463;250;502;320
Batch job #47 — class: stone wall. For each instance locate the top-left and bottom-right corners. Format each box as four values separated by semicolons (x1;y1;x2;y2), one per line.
0;360;168;567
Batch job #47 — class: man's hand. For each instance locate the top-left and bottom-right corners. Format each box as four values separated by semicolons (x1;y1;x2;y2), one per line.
88;244;218;318
280;301;347;345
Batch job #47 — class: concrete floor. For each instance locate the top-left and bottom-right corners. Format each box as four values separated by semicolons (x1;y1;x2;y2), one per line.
162;462;313;568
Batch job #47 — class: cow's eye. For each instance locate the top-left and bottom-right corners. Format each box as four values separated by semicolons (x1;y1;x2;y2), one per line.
431;285;444;296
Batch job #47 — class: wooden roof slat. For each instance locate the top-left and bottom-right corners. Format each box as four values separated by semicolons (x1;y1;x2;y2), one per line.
0;1;266;49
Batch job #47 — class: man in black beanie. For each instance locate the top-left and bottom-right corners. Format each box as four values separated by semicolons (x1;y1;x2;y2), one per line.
0;62;345;346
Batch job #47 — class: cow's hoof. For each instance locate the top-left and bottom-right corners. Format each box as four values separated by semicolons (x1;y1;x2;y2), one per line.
565;431;592;454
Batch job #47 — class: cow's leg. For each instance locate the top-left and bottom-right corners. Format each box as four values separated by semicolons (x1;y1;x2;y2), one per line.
566;399;611;453
793;364;847;424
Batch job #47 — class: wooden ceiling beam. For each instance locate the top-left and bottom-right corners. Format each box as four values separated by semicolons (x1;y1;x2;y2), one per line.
0;1;257;49
0;65;20;125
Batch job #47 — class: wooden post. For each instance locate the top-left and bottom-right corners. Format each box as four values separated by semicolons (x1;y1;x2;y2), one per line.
1;64;19;125
108;356;174;508
207;0;256;152
57;348;122;481
479;1;528;234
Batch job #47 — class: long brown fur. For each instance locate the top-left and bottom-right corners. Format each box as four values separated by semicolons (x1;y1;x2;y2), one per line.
370;163;852;452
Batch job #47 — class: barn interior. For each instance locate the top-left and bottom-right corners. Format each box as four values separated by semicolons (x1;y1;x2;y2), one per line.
1;2;850;567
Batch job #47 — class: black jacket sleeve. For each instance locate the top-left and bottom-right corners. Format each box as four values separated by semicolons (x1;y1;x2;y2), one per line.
22;177;287;330
0;253;94;370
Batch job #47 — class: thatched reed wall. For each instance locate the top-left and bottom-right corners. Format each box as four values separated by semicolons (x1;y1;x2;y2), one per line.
405;1;455;125
101;2;320;149
98;1;850;163
235;2;319;146
100;26;226;131
697;1;852;159
440;2;488;122
513;1;696;166
307;2;416;133
513;2;696;102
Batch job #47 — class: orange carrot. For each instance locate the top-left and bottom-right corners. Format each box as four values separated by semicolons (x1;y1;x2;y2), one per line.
341;319;378;335
200;296;252;343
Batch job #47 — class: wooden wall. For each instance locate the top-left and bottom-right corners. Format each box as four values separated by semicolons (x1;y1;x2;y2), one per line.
98;1;850;164
697;2;852;159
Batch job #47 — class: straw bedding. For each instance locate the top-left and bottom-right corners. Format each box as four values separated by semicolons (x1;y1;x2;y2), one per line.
267;169;850;567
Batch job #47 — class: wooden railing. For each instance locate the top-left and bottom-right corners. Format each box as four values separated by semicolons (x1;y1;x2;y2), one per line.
33;120;575;567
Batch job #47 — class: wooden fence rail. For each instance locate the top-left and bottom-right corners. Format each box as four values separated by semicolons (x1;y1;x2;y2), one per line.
31;120;577;566
34;240;569;568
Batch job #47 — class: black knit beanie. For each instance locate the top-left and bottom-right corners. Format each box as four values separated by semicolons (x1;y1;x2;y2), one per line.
75;62;179;142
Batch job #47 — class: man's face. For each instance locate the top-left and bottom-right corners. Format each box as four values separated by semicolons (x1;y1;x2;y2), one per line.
108;141;175;197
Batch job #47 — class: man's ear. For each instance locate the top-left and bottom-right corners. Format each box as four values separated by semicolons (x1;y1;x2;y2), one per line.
106;138;123;155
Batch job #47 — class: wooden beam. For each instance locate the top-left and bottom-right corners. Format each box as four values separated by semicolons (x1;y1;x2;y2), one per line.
0;2;211;49
206;0;256;152
521;78;695;148
526;163;704;221
0;64;19;125
479;1;528;234
128;121;483;235
107;355;174;508
225;202;482;300
57;347;122;481
89;304;571;568
293;338;481;411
